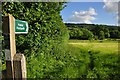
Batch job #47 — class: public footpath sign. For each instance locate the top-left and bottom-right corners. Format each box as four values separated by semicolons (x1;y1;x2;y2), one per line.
15;19;28;34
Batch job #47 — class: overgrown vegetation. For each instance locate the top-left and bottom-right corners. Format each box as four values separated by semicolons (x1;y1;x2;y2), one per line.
1;2;119;79
2;2;69;78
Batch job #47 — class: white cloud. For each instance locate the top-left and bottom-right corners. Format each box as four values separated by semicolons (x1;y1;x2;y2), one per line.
103;0;119;25
103;0;118;13
67;7;97;24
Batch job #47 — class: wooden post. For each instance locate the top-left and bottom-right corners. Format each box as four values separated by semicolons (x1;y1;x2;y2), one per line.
2;14;27;80
2;14;16;79
13;54;26;80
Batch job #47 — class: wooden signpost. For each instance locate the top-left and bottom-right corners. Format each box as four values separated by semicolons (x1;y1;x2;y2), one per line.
3;14;16;79
2;14;27;80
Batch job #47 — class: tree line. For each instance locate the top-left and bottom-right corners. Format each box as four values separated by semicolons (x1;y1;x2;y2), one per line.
66;23;120;40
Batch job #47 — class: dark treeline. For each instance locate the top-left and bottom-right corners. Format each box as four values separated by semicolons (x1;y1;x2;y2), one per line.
65;23;120;40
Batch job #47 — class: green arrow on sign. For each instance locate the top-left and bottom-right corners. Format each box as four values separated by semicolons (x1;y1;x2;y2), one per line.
15;19;28;34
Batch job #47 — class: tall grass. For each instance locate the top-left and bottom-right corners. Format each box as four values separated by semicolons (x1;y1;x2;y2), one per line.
2;40;119;79
65;40;119;79
26;40;119;79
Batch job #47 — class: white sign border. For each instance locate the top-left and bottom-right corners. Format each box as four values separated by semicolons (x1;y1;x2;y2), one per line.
15;19;29;34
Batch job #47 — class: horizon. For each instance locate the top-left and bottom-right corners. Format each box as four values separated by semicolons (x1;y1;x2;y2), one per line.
63;22;118;26
60;2;118;26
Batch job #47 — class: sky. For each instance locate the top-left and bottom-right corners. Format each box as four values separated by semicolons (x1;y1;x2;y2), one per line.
60;1;118;25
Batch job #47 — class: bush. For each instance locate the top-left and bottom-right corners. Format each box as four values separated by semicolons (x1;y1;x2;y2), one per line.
2;2;69;78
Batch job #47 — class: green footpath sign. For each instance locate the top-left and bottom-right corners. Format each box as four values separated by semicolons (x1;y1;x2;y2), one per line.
15;19;28;34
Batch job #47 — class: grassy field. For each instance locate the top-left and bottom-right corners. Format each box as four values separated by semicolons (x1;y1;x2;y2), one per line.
68;40;118;54
2;39;119;79
66;40;119;79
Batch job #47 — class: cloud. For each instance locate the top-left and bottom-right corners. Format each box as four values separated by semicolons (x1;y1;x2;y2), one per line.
67;7;97;24
103;0;118;13
103;0;120;25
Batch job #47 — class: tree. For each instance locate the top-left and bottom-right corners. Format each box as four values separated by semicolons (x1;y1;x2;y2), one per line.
81;28;94;40
77;29;83;39
99;31;105;40
110;30;120;39
103;28;110;38
69;28;83;39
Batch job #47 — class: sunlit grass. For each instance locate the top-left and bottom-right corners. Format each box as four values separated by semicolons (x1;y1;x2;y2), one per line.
68;40;118;54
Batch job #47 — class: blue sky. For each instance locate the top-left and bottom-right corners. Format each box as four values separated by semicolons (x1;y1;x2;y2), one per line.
60;2;118;25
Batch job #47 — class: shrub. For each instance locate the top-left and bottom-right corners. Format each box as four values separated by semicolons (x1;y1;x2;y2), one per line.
2;2;69;78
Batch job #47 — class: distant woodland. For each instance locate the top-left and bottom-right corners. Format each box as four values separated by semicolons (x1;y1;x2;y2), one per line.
65;23;120;40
